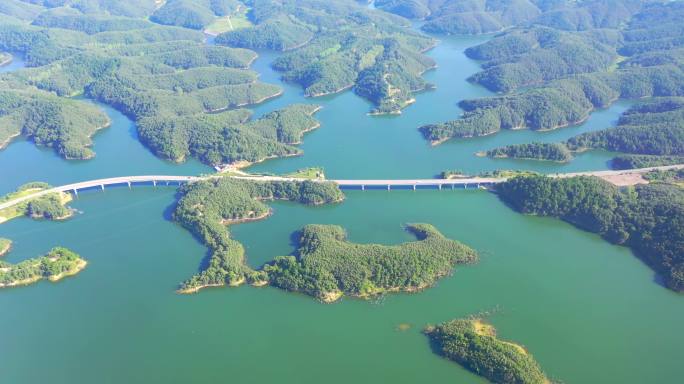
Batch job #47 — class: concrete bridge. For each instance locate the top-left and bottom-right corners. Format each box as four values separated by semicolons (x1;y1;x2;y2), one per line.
0;175;201;211
0;164;682;212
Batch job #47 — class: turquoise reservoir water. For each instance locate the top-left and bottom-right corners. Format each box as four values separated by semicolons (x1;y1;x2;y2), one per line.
0;32;680;384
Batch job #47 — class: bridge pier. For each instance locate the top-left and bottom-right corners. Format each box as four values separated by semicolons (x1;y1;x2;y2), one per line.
73;189;78;197
387;184;390;191
438;184;442;190
127;181;131;189
153;180;157;187
361;185;365;191
100;184;105;191
451;184;454;190
413;184;416;191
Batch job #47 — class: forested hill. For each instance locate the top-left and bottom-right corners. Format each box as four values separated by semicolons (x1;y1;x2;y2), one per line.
213;0;437;115
376;0;651;34
0;5;323;167
482;97;684;167
420;1;684;145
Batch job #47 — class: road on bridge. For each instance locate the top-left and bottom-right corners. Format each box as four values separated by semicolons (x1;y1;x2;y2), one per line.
0;164;681;212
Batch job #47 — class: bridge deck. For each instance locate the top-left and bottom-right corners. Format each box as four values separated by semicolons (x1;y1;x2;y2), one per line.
0;164;681;212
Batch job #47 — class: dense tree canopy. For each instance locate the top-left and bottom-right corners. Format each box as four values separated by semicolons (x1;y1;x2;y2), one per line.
485;142;573;162
264;223;478;302
0;13;326;166
484;97;684;165
425;317;550;384
215;0;436;114
0;246;86;288
173;178;345;293
421;1;684;145
151;0;242;30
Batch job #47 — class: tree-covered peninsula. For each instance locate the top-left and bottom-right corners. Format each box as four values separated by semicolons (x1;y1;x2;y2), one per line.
0;182;73;224
0;10;326;167
421;1;684;144
214;0;437;114
173;177;345;293
483;143;573;162
263;223;477;302
496;175;684;291
482;97;684;166
425;317;551;384
0;246;86;289
0;89;110;159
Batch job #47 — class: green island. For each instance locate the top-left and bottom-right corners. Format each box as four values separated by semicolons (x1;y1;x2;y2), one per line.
0;246;86;289
173;177;345;293
0;182;73;223
482;97;684;167
263;223;478;302
420;1;684;144
0;238;11;257
424;317;551;384
214;0;437;114
496;175;684;291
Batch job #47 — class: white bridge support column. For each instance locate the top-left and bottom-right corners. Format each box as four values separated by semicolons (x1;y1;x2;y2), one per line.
361;185;365;191
413;184;416;191
73;189;78;197
100;184;105;191
127;181;131;189
387;184;390;191
438;184;442;190
153;180;157;187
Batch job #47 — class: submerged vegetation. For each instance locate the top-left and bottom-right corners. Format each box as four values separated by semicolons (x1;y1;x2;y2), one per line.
0;246;86;288
496;175;684;291
425;317;550;384
0;182;73;223
264;223;478;302
215;0;437;114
